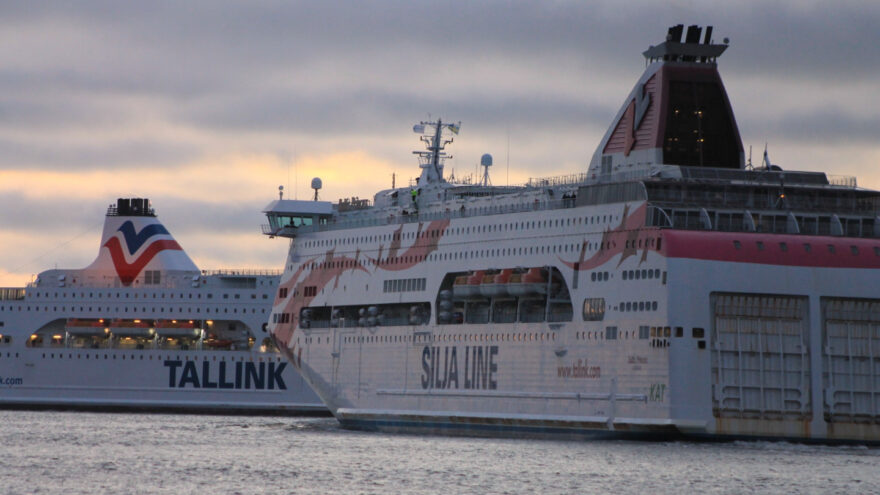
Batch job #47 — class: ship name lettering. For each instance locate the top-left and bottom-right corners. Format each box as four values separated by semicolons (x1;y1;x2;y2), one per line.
421;345;498;390
163;360;287;390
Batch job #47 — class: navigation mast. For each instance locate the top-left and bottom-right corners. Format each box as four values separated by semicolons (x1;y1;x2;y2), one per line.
413;119;460;185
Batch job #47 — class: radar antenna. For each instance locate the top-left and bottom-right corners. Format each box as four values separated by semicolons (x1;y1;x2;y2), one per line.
311;177;322;201
480;153;493;186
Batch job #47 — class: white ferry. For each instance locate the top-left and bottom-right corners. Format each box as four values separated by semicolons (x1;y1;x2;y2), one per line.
0;198;325;414
264;25;880;442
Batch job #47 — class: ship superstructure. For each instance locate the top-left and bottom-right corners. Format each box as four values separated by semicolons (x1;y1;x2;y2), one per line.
0;198;324;414
265;25;880;441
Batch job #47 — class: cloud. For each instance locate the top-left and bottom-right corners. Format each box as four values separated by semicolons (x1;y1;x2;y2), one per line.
1;0;880;287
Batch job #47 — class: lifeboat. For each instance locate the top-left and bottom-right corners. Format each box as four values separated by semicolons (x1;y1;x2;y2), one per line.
108;319;156;338
452;270;484;298
64;318;109;337
204;338;234;349
155;319;202;339
507;267;548;296
479;268;513;298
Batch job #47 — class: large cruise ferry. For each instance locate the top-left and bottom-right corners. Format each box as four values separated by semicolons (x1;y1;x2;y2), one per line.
0;198;325;414
264;25;880;442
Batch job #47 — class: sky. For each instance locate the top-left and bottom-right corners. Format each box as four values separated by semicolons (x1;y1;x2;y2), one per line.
2;0;879;286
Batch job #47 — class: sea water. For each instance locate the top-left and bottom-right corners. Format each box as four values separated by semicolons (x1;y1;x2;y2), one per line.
1;411;877;494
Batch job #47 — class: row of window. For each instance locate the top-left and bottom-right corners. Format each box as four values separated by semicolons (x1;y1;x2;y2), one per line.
299;241;624;273
383;278;427;293
24;353;283;362
28;291;269;301
621;301;659;312
273;313;292;324
734;239;880;256
301;214;624;250
295;326;708;347
301;331;563;346
3;305;266;315
622;269;662;281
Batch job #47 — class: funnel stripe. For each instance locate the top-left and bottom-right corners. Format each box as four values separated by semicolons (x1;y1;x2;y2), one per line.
103;237;182;286
117;221;171;255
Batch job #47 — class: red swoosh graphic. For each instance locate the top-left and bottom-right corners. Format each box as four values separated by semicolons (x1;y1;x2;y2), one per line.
559;203;655;271
103;237;182;286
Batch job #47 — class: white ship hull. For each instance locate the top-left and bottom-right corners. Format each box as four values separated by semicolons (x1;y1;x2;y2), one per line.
274;199;880;440
0;348;320;414
1;197;325;415
266;24;880;441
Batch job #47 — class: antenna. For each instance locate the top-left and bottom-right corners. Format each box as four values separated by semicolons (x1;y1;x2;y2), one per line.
311;177;322;201
506;129;510;186
278;185;284;200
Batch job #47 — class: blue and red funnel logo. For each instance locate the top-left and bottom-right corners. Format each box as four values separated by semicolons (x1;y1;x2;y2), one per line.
103;221;182;286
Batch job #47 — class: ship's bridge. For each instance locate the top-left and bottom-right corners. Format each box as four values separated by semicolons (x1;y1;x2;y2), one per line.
262;199;334;237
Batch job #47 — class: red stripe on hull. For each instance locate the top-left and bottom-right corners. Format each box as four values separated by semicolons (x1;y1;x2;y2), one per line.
663;230;880;269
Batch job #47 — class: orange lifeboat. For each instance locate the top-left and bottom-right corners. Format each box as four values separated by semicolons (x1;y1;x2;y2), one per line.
508;267;547;296
108;319;156;338
479;268;513;297
155;319;201;339
64;318;108;336
453;270;484;298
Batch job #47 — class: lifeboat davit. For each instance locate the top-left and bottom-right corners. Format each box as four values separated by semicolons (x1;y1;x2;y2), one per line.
453;270;485;298
507;267;548;297
479;268;513;298
64;318;108;337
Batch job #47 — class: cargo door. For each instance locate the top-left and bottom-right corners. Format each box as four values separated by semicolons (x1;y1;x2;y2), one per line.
711;293;811;420
822;298;880;423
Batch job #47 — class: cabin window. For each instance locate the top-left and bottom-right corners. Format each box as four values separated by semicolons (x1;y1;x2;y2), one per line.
605;326;618;340
582;298;606;321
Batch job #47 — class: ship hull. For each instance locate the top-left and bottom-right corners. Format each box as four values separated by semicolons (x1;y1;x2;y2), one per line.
273;199;880;442
0;348;323;415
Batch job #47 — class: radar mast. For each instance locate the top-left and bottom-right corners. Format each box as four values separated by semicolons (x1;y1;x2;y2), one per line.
412;119;460;185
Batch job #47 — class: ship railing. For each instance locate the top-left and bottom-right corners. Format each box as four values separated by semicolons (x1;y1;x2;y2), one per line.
827;175;857;188
526;173;589;188
593;169;656;184
201;269;283;277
